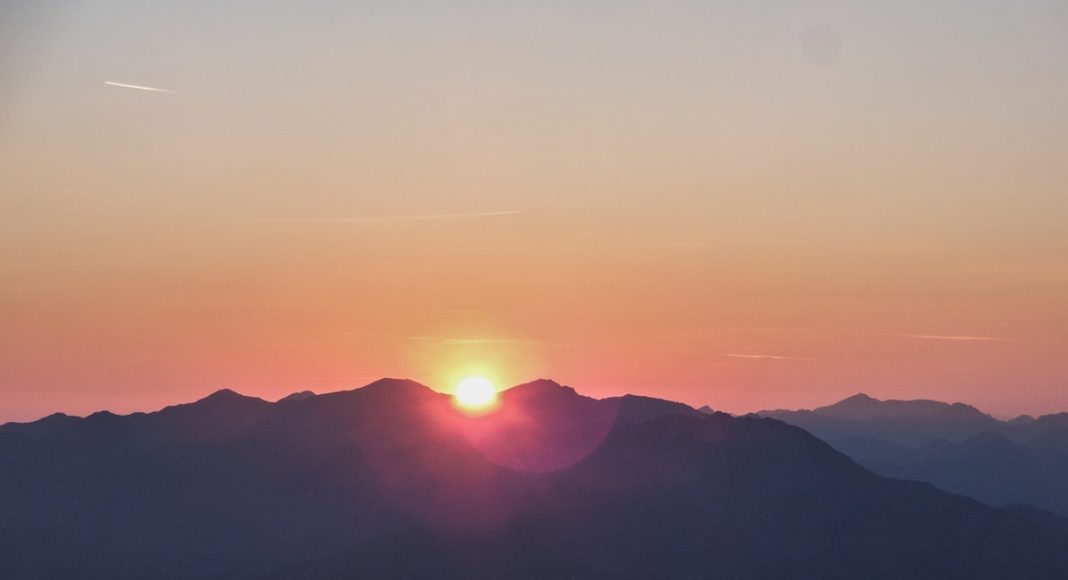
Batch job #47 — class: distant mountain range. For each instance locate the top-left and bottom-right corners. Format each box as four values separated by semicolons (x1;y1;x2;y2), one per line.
758;394;1068;516
3;380;1067;579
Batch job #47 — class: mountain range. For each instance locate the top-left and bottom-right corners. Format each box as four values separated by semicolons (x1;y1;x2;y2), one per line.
759;393;1068;516
3;380;1068;579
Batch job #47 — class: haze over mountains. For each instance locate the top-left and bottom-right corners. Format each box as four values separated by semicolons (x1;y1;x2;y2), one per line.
3;380;1068;579
759;394;1068;516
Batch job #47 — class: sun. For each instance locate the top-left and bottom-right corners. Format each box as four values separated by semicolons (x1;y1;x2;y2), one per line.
453;376;499;412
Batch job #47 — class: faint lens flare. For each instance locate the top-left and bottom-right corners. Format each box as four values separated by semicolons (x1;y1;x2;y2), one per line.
104;81;177;93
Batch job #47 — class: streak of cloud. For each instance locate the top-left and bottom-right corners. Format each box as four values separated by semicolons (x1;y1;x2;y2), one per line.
104;81;177;93
236;210;523;223
721;353;814;361
904;335;1008;342
406;336;585;348
716;327;820;334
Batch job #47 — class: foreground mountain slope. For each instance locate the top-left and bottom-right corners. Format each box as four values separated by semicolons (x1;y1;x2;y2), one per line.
2;380;1067;579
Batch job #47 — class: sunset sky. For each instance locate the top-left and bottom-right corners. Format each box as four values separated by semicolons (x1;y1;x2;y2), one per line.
2;1;1067;422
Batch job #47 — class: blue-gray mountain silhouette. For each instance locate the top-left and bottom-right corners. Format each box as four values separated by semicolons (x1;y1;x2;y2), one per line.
760;393;1068;516
2;380;1067;579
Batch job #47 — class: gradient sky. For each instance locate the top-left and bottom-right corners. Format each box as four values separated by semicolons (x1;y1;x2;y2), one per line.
2;1;1068;422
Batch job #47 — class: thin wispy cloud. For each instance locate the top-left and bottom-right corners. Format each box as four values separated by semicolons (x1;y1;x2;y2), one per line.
282;375;379;382
104;81;177;94
721;353;814;361
342;331;578;347
904;335;1008;342
716;327;821;335
236;210;523;224
406;336;585;348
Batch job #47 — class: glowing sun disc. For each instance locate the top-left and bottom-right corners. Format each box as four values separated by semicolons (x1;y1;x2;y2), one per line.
454;376;498;411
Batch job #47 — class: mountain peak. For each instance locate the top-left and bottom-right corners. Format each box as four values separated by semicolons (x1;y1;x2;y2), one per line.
197;388;250;403
505;379;577;397
512;378;565;389
356;378;431;394
162;388;268;417
364;377;424;387
1007;414;1036;426
814;392;970;421
814;392;886;418
278;390;316;403
313;378;434;404
87;410;118;420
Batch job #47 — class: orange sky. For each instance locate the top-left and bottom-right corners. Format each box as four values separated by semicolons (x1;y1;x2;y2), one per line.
2;1;1067;422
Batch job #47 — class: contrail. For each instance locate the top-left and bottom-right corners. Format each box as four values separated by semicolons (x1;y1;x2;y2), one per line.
237;210;523;223
904;334;1007;342
104;81;176;93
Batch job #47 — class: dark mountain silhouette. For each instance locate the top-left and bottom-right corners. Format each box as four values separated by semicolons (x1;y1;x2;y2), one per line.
759;393;1068;516
3;380;1068;579
759;393;1001;446
278;390;317;403
1007;414;1037;427
815;392;959;419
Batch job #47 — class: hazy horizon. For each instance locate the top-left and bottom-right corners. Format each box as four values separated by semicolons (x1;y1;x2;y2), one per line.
0;376;1037;425
3;1;1068;422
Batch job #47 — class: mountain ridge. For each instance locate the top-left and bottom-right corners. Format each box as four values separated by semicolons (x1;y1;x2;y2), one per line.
756;392;1068;516
2;379;1067;578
